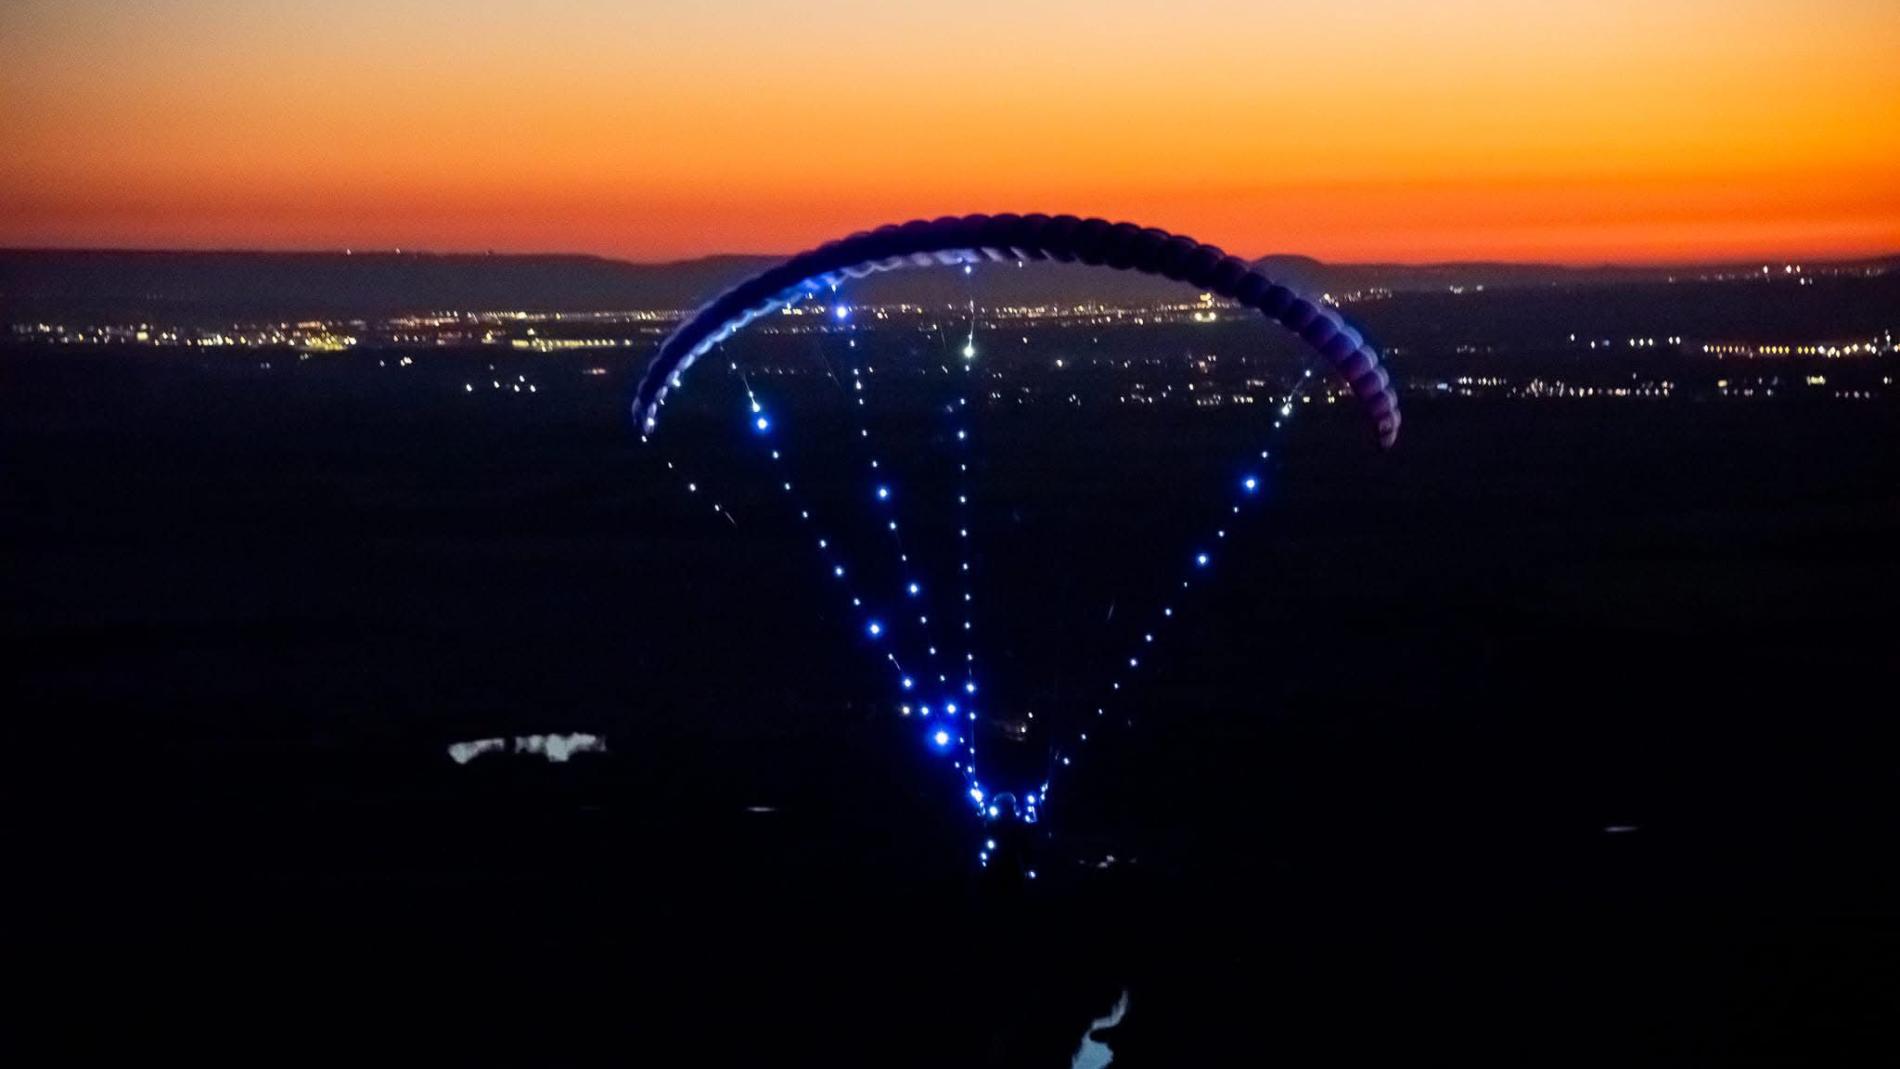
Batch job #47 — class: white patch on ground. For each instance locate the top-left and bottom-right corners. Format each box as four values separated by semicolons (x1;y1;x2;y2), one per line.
447;738;507;765
1071;989;1128;1069
448;733;606;764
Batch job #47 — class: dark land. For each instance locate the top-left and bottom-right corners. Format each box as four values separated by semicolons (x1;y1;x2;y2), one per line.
5;262;1899;1063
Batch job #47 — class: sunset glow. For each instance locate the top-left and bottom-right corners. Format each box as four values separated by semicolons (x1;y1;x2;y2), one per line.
3;0;1895;263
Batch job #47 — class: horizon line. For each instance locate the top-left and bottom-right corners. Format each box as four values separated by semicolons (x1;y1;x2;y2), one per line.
4;242;1897;274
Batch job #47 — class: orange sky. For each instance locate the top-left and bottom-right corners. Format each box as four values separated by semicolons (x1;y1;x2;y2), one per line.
3;0;1896;264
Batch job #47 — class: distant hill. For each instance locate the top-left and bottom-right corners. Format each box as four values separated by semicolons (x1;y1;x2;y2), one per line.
2;247;1893;323
0;250;778;323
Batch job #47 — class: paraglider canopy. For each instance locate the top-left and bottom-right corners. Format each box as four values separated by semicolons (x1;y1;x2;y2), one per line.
634;213;1399;448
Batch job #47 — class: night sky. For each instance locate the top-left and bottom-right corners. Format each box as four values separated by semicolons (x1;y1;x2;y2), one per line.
3;0;1896;262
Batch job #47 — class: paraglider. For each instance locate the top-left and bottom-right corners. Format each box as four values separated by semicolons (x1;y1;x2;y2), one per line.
635;214;1399;869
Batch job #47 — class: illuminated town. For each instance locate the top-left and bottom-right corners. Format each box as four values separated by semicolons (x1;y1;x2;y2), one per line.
10;285;1892;413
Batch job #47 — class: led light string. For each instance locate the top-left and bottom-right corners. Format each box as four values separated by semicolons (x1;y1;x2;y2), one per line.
931;268;1010;844
711;297;988;808
1036;365;1319;813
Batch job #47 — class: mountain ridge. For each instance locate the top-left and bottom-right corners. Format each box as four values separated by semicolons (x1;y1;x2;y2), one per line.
3;247;1893;323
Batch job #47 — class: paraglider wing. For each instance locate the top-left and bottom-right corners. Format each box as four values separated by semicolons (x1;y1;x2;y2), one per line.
632;213;1400;448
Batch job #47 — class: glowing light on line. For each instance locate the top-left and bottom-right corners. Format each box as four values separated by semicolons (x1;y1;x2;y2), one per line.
867;620;883;638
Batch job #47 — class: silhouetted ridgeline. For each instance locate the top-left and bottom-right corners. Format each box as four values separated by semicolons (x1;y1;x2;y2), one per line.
0;249;774;322
3;247;1892;324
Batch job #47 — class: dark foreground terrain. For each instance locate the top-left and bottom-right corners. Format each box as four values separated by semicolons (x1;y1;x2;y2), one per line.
6;339;1898;1064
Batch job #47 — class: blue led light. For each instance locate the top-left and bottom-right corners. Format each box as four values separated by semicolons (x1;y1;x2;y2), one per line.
932;730;951;748
970;787;984;803
964;681;976;694
901;676;914;690
833;565;845;578
1196;552;1210;567
867;620;883;638
875;485;890;501
945;702;958;715
1242;475;1258;492
907;582;921;597
755;416;771;432
834;305;850;321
